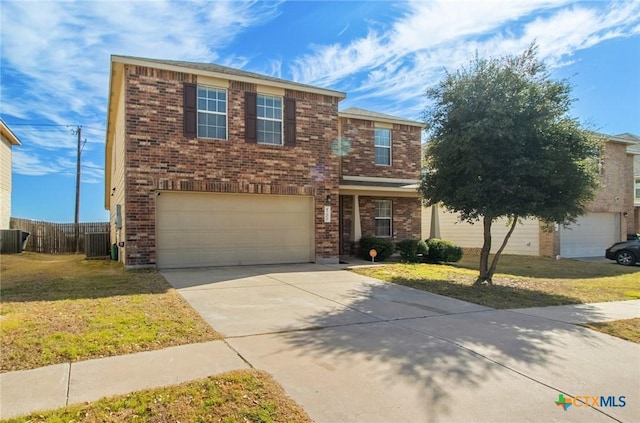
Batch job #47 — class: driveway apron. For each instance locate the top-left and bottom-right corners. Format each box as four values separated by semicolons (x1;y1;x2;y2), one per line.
162;264;639;423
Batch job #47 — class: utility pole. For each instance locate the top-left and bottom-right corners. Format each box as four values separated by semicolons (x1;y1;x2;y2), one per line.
74;126;82;254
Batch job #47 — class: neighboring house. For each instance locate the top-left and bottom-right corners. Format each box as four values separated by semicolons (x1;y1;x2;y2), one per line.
0;119;21;229
104;56;423;269
621;133;640;232
423;132;639;258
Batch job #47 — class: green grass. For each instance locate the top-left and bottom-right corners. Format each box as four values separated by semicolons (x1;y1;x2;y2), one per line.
3;369;311;423
352;254;640;309
1;253;221;372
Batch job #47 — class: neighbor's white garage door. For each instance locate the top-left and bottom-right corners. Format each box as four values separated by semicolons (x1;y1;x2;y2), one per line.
156;192;314;268
560;212;619;258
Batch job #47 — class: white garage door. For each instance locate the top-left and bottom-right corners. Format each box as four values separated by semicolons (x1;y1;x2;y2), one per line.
560;213;620;258
156;192;314;268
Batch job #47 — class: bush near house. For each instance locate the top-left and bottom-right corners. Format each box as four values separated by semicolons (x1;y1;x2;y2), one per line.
359;236;395;261
425;238;463;263
396;239;429;263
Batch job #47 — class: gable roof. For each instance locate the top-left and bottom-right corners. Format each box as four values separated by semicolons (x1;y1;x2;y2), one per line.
111;55;346;99
0;119;22;146
339;107;424;128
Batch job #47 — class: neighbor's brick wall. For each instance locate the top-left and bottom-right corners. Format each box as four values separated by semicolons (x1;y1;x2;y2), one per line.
589;141;635;236
122;64;341;267
358;196;421;243
538;222;559;257
339;117;421;180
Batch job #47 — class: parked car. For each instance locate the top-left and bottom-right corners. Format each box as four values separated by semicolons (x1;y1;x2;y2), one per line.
605;239;640;266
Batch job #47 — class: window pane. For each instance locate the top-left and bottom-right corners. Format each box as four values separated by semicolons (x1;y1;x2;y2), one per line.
197;87;227;139
257;95;283;145
375;220;391;237
375;201;391;218
375;129;391;147
375;147;390;165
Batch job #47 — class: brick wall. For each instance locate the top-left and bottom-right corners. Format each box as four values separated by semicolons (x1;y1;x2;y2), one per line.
589;141;635;235
538;222;559;257
340;118;421;179
122;64;341;267
340;195;353;254
358;196;421;242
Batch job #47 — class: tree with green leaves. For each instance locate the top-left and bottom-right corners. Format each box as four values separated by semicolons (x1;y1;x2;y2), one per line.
420;44;599;285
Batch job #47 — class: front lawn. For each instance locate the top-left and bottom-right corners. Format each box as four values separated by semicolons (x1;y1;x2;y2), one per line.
5;369;311;423
0;253;221;372
581;318;640;344
351;254;640;309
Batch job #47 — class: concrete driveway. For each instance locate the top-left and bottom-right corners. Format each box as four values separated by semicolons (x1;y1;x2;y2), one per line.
162;263;639;423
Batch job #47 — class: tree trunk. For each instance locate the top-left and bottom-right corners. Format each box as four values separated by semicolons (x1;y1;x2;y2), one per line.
474;216;493;285
474;215;520;286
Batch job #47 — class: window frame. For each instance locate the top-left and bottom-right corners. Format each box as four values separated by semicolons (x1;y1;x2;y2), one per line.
374;200;392;238
257;94;284;146
635;176;640;203
374;128;392;166
197;86;228;140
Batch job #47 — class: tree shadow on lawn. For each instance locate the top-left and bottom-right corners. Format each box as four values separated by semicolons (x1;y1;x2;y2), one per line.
388;276;583;309
453;254;640;280
274;278;635;422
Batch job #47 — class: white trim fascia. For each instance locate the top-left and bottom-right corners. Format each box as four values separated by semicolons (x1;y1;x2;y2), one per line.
342;175;418;184
339;111;425;128
112;56;346;99
339;185;420;196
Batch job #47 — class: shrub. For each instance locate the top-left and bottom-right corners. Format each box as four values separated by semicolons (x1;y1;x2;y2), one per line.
417;240;428;256
425;238;463;263
359;236;394;261
396;239;420;263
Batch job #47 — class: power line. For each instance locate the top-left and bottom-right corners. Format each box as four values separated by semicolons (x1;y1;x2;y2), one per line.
1;123;74;127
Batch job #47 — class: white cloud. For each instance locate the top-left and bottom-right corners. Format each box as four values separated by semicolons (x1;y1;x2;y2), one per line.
12;150;64;176
1;0;284;187
288;0;640;120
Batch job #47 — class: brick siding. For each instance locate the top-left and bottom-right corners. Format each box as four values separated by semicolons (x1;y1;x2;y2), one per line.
587;141;635;236
340;118;421;179
357;196;421;242
122;64;341;267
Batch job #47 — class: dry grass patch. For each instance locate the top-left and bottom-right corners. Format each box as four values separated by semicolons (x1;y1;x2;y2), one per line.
581;318;640;343
4;369;311;423
352;254;640;309
1;253;221;372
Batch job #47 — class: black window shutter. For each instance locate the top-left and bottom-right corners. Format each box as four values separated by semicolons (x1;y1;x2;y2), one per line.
183;83;197;138
284;97;296;146
245;91;257;143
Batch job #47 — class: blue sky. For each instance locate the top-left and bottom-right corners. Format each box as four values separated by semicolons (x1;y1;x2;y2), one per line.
1;0;639;222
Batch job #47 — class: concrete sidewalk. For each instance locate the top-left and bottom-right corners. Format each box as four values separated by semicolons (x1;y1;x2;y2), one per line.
1;261;638;421
0;341;249;420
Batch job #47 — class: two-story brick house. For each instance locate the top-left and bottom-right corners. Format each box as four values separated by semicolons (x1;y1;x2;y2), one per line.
105;56;423;268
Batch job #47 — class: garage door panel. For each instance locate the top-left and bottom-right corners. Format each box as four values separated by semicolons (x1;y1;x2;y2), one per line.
156;193;314;268
560;213;619;258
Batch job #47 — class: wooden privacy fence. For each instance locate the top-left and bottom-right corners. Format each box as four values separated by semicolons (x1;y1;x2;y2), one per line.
9;218;110;254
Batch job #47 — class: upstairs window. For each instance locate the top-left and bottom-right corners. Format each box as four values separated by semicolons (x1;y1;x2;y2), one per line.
197;87;227;140
635;177;640;203
257;95;283;145
375;200;392;237
375;128;391;165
